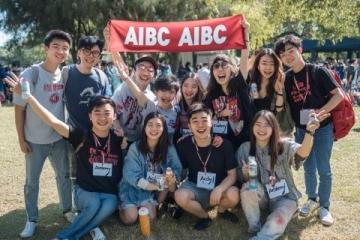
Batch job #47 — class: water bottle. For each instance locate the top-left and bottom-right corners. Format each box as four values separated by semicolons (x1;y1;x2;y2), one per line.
248;156;258;190
250;83;259;99
21;79;31;99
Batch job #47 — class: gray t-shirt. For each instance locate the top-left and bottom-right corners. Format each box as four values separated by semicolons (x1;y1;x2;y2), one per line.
13;63;64;144
112;83;156;142
236;140;303;201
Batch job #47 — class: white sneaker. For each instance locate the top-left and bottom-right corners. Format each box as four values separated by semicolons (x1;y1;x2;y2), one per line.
20;220;37;238
90;227;106;240
319;207;334;226
299;199;320;217
64;211;76;223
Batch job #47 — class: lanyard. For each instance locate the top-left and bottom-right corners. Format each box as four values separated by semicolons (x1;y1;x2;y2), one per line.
92;132;111;164
293;65;310;108
192;137;212;173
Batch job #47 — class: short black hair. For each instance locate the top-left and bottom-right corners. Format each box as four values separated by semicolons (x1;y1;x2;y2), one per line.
187;103;213;120
274;34;302;55
88;96;116;113
78;36;105;52
154;75;179;92
43;30;72;47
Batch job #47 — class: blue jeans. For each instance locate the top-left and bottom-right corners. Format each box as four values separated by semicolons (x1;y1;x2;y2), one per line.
25;139;71;222
57;186;118;240
295;123;334;208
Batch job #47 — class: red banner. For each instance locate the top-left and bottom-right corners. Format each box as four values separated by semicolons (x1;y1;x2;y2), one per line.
109;15;246;52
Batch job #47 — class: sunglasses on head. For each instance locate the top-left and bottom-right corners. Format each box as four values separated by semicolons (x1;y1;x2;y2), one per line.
213;61;230;70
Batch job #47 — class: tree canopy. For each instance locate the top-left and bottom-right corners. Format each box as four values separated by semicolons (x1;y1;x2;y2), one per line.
0;0;359;65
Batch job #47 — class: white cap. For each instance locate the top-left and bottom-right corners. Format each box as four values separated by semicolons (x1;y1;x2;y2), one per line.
138;207;149;216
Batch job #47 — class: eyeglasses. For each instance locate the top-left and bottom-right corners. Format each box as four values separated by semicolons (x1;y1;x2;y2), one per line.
81;48;101;58
137;64;155;73
213;61;230;70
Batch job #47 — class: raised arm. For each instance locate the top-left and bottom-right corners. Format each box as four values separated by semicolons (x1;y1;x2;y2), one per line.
5;74;70;138
103;26;149;107
239;19;250;80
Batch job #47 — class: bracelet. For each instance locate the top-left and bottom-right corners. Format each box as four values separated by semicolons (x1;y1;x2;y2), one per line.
275;104;284;108
275;91;283;96
305;129;314;136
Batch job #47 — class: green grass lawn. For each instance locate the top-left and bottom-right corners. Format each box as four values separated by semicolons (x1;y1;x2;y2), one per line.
0;104;359;240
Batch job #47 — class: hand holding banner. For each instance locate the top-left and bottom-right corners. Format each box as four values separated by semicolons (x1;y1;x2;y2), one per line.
109;15;247;52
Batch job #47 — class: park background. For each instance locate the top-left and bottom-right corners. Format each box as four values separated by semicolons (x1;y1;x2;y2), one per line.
0;0;359;239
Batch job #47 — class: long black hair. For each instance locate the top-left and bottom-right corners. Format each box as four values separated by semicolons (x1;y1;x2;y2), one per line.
250;48;283;99
249;110;284;171
138;112;169;165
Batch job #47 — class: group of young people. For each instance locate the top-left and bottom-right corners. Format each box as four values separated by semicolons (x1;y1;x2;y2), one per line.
4;19;344;240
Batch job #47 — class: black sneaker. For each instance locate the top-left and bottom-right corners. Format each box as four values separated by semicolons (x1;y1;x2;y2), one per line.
193;218;211;230
218;210;239;223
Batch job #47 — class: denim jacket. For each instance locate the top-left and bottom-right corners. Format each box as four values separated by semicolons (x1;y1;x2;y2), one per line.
118;142;182;205
236;140;304;201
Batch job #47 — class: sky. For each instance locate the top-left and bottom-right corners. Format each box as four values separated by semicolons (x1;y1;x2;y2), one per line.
0;31;10;46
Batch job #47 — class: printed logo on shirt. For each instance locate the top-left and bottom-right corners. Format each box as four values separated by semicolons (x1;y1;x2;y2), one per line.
79;87;99;105
117;96;143;130
49;93;60;104
43;83;64;92
290;80;312;103
88;147;119;165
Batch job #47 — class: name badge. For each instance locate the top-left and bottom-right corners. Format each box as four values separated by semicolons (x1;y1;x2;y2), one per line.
300;109;314;125
212;120;228;134
197;171;216;190
93;163;113;177
265;179;289;199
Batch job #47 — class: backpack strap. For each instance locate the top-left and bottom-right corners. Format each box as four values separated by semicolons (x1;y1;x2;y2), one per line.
61;65;70;91
94;68;106;94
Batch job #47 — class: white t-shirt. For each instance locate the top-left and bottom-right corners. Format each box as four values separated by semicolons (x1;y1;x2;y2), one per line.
13;63;65;144
112;83;156;142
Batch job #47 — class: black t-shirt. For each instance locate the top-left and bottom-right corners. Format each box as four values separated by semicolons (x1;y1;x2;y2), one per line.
204;75;255;149
176;136;238;186
285;63;338;128
254;96;272;112
67;127;123;195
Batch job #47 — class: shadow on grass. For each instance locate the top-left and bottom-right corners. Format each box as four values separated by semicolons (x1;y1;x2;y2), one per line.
0;203;67;240
281;214;320;240
351;127;360;133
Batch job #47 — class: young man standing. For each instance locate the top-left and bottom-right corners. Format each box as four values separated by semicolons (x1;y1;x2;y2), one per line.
64;36;111;133
274;35;343;226
175;103;239;230
12;30;73;238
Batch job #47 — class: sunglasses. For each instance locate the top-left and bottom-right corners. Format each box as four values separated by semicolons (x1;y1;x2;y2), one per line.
213;61;230;70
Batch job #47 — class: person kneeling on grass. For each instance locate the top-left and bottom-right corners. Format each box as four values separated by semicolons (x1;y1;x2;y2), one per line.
6;75;125;240
175;103;240;230
118;112;182;225
236;110;328;240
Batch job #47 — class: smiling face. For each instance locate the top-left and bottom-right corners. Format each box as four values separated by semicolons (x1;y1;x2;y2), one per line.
45;39;70;65
181;77;199;102
279;44;302;69
78;45;101;69
253;116;273;144
189;111;212;140
145;117;164;142
155;88;177;109
212;60;232;87
89;103;116;132
134;61;156;90
258;55;275;80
